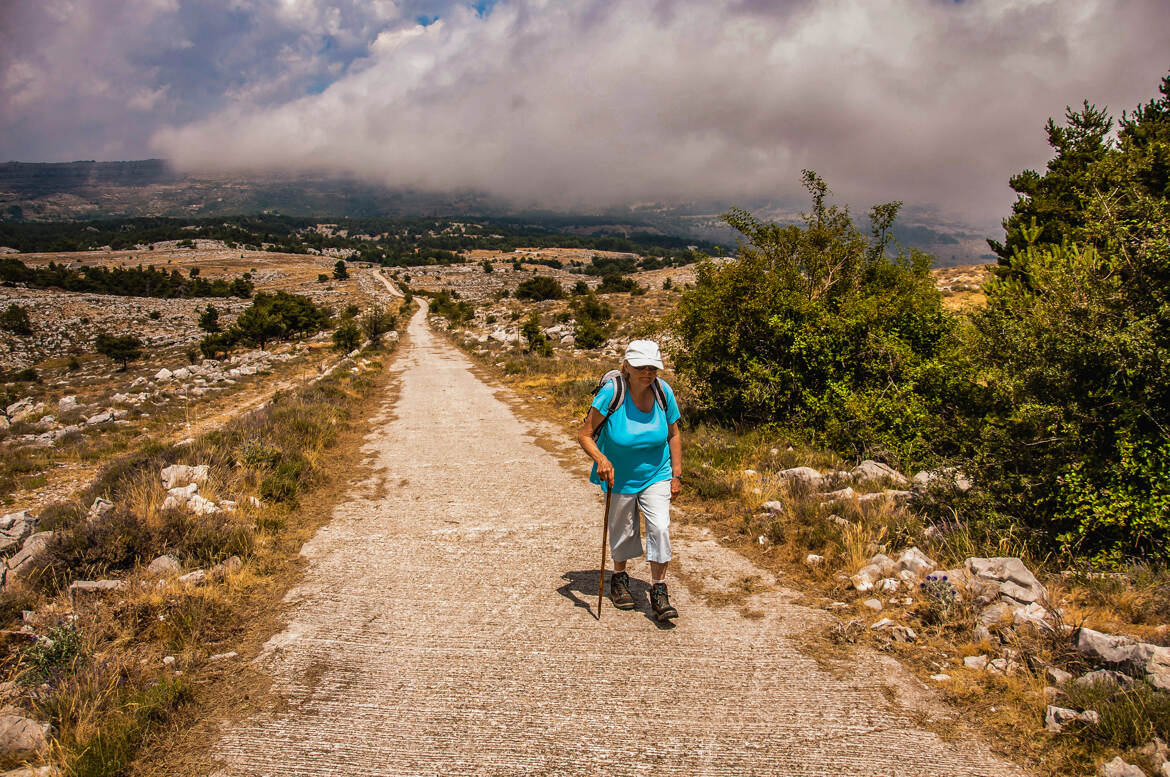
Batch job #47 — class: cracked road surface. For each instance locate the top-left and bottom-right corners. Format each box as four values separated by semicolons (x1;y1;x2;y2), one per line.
211;304;1029;777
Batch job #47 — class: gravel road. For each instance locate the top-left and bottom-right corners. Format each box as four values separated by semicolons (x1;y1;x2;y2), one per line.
211;303;1029;777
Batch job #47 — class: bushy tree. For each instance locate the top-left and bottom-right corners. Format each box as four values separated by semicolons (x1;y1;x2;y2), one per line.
198;304;220;333
199;330;239;359
597;274;639;294
521;312;553;357
675;172;970;465
571;291;613;350
973;72;1170;563
333;260;348;280
332;319;361;352
95;332;143;370
0;304;32;335
229;292;329;351
989;102;1115;266
359;303;397;346
429;290;474;324
515;275;564;301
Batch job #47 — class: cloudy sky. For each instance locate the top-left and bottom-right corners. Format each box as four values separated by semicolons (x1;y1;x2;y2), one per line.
1;0;1167;228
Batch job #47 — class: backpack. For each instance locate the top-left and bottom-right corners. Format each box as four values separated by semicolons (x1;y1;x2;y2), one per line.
588;369;668;440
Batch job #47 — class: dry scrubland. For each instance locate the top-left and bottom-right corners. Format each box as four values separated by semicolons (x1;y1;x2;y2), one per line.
411;255;1169;777
0;244;1164;777
0;245;408;775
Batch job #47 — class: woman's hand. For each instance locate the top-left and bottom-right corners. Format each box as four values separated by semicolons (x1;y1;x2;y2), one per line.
670;475;681;498
596;457;615;488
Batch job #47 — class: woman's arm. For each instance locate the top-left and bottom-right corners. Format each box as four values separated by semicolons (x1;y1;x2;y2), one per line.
667;421;682;497
578;407;614;487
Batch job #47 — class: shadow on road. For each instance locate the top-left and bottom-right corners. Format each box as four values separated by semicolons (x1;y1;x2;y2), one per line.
558;570;676;629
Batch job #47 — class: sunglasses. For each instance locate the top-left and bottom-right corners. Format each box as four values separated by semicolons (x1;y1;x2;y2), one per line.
629;364;658;372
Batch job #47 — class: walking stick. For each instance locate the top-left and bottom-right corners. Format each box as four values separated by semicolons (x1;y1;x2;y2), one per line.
597;487;611;620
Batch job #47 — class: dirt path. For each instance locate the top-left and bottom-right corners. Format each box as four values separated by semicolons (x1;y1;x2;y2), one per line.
210;304;1029;777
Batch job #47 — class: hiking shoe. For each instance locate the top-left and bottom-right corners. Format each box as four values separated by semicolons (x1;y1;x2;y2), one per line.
610;571;635;610
649;582;678;621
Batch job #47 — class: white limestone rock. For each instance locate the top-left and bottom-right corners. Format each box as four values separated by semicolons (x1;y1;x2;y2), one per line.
178;570;206;586
779;467;822;488
188;495;218;516
69;579;126;608
820;486;856;503
964;557;1047;605
0;713;50;763
5;532;54;581
1099;757;1145;777
850;460;909;487
896;547;936;578
86;497;114;520
1075;669;1134;689
147;555;181;576
160;464;209;490
964;655;989;670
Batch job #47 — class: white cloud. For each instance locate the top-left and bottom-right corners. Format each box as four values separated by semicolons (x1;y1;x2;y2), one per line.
1;0;1165;228
152;0;1170;226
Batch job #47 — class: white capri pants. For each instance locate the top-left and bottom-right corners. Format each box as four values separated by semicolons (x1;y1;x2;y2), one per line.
607;479;672;564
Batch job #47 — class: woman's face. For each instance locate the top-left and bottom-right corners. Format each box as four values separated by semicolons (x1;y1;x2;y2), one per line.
624;361;659;389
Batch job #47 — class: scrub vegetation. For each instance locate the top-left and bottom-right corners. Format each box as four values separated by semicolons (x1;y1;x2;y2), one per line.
439;72;1170;777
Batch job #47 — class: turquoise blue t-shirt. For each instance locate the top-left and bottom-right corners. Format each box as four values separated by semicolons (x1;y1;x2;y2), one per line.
589;379;681;494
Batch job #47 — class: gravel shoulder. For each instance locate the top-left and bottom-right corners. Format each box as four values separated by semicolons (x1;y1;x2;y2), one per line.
210;303;1030;776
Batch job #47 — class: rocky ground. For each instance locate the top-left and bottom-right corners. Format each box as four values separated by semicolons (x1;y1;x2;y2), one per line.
0;246;396;516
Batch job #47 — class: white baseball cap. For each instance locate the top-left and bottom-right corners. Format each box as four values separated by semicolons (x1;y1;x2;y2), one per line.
624;339;664;369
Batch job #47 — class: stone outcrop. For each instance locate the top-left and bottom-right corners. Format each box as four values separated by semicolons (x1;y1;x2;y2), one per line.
160;464;209;490
4;531;54;582
0;713;50;765
1076;627;1170;692
0;512;37;556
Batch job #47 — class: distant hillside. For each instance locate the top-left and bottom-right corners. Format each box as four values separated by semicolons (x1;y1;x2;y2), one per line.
0;160;995;265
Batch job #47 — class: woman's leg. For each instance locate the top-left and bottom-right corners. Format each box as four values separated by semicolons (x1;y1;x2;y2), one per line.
638;480;673;581
606;490;643;569
639;480;677;620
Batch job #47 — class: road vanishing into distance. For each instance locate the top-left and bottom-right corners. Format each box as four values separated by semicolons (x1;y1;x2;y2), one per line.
211;303;1029;777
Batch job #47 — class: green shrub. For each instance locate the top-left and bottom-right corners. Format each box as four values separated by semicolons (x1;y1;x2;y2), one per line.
675;171;971;467
199;329;239;359
521;312;553;357
94;332;143;370
260;457;308;503
198;304;220;333
597;274;638;294
429;290;474;324
20;623;84;684
0;304;32;335
972;230;1170;563
515;275;564;301
971;74;1170;564
573;319;609;350
332;319;361;352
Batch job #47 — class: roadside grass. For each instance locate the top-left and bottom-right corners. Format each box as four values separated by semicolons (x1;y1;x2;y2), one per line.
433;286;1170;777
0;331;399;775
0;337;342;510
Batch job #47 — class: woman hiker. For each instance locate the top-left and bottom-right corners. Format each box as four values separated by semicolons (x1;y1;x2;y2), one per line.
578;339;682;621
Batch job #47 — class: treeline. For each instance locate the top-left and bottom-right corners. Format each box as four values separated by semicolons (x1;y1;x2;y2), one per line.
678;72;1170;567
0;258;253;298
0;214;713;267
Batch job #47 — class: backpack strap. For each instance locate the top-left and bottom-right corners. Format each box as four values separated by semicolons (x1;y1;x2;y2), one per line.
650;378;667;414
589;370;625;440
